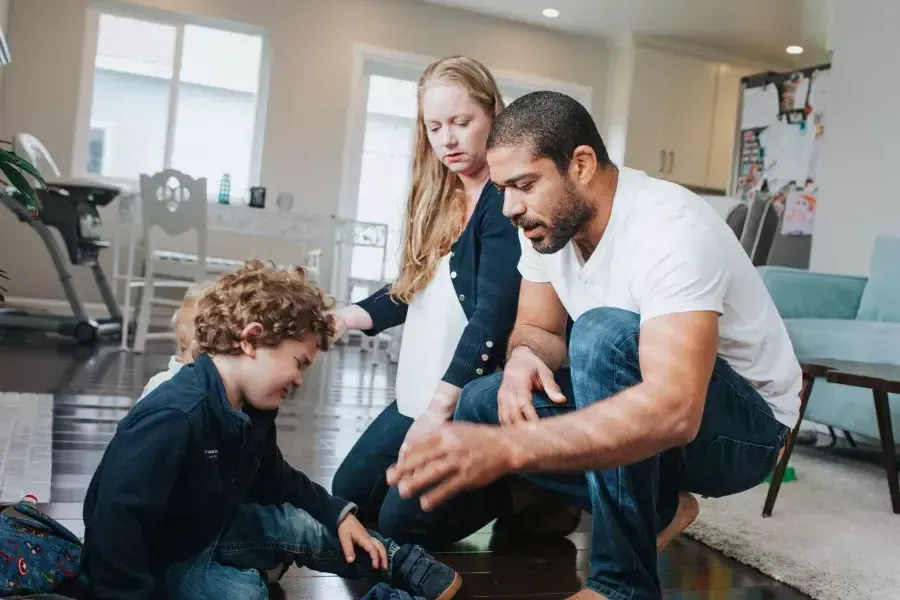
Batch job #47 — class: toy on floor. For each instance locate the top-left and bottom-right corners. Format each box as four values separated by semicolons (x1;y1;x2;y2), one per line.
763;464;797;484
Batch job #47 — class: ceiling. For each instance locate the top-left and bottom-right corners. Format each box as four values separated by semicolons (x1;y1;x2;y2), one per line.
416;0;832;67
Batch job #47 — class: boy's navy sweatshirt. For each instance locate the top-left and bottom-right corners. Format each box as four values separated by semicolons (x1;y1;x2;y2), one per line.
81;353;355;600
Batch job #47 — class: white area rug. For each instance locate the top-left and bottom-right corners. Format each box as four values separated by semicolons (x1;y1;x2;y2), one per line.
685;447;900;600
0;392;53;502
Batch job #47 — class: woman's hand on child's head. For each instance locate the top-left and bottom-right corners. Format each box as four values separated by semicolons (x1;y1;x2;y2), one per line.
337;514;387;570
330;305;374;342
329;311;349;344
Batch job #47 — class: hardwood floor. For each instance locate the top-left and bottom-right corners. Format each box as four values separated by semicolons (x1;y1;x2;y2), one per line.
0;334;811;599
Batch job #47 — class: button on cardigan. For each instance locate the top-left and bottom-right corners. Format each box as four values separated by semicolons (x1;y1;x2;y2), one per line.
355;182;522;388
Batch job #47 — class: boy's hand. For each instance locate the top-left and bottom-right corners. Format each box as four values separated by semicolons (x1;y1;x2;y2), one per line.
337;514;388;570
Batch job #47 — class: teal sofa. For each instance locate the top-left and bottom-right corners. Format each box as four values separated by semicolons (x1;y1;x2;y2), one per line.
758;234;900;443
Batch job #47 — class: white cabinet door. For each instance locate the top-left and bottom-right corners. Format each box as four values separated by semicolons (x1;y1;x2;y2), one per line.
624;47;671;177
624;47;719;188
707;64;758;190
661;52;719;188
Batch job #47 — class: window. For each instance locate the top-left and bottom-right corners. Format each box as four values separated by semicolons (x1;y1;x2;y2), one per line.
350;76;417;282
85;11;266;200
86;123;112;176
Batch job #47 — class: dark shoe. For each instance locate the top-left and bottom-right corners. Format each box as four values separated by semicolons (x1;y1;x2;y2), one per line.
392;544;462;600
362;582;427;600
494;481;583;538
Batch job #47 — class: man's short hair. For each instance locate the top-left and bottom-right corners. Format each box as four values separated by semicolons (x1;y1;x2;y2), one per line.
486;90;611;173
195;260;335;355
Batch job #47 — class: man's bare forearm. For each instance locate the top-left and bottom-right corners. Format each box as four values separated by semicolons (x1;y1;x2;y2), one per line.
499;381;695;473
506;324;567;371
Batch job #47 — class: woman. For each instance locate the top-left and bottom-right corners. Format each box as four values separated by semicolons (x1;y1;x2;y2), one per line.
331;56;522;545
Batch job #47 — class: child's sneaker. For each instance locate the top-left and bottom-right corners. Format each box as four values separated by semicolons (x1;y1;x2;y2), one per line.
392;544;462;600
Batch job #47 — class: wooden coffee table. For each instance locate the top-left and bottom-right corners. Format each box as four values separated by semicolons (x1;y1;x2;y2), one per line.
763;359;900;517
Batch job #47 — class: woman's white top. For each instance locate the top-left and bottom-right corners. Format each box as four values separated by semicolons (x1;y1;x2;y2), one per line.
394;253;469;419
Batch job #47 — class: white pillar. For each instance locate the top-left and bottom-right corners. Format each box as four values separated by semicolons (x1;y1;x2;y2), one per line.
602;34;635;166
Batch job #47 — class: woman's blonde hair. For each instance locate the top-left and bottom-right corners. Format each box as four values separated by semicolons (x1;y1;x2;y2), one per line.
389;55;504;303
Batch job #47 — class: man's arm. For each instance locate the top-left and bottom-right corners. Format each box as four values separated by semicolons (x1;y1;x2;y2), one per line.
505;219;727;470
387;220;730;506
496;279;571;424
505;279;569;371
388;311;719;508
503;310;718;472
85;409;190;600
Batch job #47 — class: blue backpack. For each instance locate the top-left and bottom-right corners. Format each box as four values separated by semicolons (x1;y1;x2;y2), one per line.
0;501;87;598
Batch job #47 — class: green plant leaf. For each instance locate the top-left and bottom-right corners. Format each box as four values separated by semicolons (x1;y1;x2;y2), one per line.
0;149;45;185
0;161;40;214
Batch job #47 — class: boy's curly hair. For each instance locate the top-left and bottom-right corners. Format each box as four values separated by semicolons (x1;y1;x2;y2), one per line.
195;259;335;356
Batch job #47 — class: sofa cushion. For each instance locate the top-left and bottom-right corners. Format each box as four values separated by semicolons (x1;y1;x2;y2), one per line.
785;318;900;363
857;235;900;322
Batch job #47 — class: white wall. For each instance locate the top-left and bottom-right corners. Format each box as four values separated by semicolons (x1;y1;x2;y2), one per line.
810;0;900;274
0;0;609;304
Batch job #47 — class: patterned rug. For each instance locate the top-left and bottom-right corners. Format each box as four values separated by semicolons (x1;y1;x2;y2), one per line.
686;446;900;600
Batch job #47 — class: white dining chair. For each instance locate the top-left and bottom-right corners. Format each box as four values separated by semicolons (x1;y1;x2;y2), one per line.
125;169;326;353
129;169;242;353
304;247;323;284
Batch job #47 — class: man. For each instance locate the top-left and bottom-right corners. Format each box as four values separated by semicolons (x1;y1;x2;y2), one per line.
387;91;801;600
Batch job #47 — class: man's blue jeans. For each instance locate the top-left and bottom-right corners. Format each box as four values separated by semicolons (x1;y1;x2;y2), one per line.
164;503;420;600
455;308;790;600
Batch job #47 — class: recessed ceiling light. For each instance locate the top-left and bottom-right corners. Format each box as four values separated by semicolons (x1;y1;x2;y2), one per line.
542;8;560;18
786;45;804;55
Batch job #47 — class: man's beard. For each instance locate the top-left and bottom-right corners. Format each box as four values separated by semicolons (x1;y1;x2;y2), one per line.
514;182;594;254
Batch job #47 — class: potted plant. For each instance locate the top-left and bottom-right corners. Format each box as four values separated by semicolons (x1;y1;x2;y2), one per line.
0;146;45;301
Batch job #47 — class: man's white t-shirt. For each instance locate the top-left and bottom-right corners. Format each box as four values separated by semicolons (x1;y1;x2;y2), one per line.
518;166;801;427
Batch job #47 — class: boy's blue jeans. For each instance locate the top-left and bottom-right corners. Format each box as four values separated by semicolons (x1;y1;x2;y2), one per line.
454;308;790;600
164;503;420;600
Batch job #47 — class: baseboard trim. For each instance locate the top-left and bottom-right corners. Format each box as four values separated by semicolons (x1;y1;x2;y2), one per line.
1;296;196;331
1;296;117;319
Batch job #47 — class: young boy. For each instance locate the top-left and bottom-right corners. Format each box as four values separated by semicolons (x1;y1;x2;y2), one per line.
138;282;208;400
82;260;461;600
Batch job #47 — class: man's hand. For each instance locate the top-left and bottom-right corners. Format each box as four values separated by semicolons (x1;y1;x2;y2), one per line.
336;514;387;570
387;422;514;511
498;347;566;425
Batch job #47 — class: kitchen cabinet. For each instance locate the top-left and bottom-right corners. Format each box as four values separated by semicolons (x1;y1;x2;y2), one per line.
624;45;760;191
